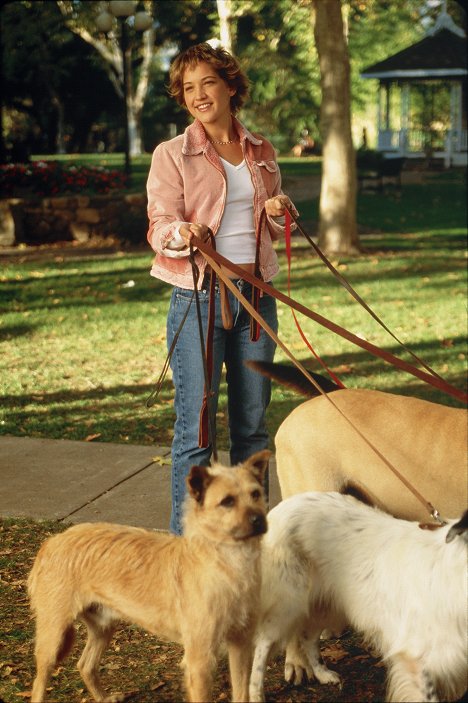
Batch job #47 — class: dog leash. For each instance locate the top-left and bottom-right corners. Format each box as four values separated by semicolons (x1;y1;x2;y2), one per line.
284;207;452;388
189;241;218;462
192;236;467;405
284;210;345;389
193;239;448;524
145;239;219;462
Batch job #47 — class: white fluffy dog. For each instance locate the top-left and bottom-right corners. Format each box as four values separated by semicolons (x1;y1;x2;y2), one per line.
250;493;468;702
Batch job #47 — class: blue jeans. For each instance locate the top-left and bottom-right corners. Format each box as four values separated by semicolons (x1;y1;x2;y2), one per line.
167;277;278;534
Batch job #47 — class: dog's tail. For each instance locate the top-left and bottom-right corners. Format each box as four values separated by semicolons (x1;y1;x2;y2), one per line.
245;361;340;397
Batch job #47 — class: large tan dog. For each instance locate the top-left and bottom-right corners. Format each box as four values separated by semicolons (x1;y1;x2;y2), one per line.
28;450;270;703
249;362;467;521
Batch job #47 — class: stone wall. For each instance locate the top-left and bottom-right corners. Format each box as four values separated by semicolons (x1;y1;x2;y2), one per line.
0;192;147;247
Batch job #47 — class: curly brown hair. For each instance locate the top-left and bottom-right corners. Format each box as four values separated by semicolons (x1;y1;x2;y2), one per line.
168;43;249;114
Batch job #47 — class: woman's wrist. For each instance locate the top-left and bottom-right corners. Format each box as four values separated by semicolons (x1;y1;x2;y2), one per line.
166;226;189;251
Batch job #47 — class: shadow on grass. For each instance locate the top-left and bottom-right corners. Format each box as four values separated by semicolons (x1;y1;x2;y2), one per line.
1;334;465;451
0;322;38;340
0;267;171;313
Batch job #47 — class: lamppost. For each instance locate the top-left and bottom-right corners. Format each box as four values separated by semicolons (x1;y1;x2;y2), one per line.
95;1;152;181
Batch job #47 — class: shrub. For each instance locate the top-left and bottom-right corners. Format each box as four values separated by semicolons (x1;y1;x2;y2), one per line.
0;161;128;197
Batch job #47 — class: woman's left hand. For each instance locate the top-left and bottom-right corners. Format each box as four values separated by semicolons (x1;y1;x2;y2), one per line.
264;195;298;218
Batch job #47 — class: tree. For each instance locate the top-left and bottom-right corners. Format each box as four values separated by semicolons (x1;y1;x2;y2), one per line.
313;0;359;255
1;0;120;155
57;0;155;156
229;0;321;151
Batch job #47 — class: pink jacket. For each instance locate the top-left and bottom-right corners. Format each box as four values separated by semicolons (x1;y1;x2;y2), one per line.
146;117;289;289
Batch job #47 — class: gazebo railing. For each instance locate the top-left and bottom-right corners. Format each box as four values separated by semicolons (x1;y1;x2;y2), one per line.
377;129;400;151
377;128;467;155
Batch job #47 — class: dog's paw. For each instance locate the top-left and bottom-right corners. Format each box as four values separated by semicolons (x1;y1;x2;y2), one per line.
314;665;342;688
103;694;126;703
248;686;265;703
284;661;310;686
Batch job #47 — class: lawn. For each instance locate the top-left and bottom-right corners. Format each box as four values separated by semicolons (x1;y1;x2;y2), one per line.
1;167;466;449
0;166;466;703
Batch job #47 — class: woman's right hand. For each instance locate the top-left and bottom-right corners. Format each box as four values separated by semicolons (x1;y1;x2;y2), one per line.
179;223;210;247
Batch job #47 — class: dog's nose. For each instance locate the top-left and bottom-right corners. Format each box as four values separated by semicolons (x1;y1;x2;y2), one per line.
250;512;267;535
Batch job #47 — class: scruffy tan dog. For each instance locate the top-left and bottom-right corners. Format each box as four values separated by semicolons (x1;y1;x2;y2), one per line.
28;450;269;703
248;361;467;521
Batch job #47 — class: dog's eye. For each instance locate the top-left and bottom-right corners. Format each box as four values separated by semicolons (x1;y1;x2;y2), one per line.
220;495;236;508
251;489;261;501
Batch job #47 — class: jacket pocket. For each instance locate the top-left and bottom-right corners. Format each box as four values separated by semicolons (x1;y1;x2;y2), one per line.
256;160;278;173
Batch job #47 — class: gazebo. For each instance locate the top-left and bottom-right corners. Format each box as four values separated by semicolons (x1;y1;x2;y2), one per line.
361;6;467;167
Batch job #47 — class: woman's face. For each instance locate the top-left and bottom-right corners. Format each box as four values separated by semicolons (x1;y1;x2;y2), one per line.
182;61;235;125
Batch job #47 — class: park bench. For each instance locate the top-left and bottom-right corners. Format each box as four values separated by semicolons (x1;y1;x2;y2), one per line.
357;149;405;191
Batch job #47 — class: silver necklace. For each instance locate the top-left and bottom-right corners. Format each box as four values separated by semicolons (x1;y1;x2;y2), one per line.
209;137;238;145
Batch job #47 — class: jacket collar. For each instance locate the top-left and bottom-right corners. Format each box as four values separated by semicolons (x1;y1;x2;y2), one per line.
181;116;262;156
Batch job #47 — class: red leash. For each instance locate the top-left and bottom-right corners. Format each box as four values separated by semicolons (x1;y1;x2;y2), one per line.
199;246;449;523
192;235;467;405
284;207;454;389
284;210;345;388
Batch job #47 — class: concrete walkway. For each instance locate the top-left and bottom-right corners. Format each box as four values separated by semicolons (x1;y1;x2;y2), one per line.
0;436;280;531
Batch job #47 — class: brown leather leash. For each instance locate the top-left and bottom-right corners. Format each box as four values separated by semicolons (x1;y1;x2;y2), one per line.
194;238;454;524
284;207;453;388
146;222;464;523
192;236;467;405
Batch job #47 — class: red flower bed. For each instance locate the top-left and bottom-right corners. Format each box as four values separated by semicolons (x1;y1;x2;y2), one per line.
0;161;128;196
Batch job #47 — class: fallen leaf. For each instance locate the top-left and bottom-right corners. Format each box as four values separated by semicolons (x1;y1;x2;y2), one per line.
150;682;166;691
321;644;348;662
152;456;171;466
331;364;353;374
85;433;101;442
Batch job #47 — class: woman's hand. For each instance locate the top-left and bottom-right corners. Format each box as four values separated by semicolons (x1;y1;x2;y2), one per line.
264;195;297;218
179;223;211;246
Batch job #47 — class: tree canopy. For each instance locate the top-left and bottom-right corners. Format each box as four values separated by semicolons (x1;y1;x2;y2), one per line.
1;0;464;156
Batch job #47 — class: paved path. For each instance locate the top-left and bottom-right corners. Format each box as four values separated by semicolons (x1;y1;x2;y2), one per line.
0;436;280;531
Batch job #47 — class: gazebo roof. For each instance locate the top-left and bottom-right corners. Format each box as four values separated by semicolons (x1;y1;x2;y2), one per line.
361;27;467;80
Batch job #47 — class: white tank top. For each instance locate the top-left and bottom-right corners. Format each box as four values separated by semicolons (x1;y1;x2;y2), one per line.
216;158;256;264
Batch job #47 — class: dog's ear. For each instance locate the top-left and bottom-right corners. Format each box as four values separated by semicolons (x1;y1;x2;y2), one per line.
187;465;213;504
446;510;468;544
245;449;271;485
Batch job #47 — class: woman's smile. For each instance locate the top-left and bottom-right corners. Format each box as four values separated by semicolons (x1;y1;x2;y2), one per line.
183;61;234;126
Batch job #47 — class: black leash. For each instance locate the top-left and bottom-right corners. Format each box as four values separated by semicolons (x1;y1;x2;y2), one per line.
189;242;218;462
145;293;194;409
145;241;218;462
285;207;451;387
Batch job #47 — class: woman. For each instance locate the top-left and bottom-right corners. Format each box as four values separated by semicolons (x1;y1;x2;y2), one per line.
146;42;296;534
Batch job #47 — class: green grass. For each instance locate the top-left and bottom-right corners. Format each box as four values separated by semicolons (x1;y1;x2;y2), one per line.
1;169;466;450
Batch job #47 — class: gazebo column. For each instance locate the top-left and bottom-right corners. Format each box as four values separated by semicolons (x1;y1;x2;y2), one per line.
400;83;410;155
445;82;459;167
378;82;392;150
453;82;462;152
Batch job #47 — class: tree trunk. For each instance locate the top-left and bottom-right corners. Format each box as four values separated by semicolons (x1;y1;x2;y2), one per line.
313;0;360;255
216;0;233;52
52;94;66;154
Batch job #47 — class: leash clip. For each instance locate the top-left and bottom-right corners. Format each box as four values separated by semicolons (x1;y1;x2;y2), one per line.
431;507;447;526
